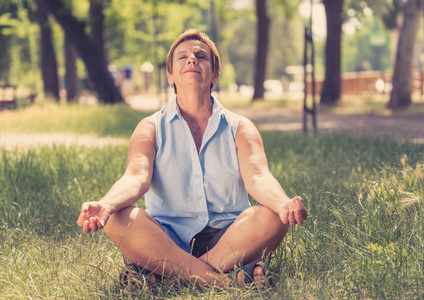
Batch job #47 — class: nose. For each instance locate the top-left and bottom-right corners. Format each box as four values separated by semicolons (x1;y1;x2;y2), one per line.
187;53;197;65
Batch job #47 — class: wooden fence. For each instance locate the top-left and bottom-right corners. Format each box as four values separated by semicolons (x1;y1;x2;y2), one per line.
307;70;424;96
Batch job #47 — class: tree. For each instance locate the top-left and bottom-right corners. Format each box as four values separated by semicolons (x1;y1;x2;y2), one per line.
35;0;59;100
0;1;17;83
0;34;12;82
252;0;270;101
64;32;79;102
89;0;108;67
388;0;423;109
320;0;343;106
44;0;122;103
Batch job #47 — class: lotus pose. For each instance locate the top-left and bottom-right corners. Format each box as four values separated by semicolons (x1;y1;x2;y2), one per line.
77;29;308;288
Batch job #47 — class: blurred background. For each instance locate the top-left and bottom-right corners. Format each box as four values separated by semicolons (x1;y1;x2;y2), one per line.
0;0;423;110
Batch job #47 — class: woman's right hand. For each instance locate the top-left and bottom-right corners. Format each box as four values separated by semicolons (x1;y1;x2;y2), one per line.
77;202;111;234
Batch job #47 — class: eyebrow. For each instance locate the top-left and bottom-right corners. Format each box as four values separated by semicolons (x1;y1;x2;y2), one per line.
175;49;209;56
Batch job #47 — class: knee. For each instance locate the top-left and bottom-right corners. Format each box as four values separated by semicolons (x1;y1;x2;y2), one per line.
249;205;289;237
104;207;158;240
104;206;137;239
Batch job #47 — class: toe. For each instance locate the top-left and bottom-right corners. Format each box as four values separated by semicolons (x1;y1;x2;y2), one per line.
253;266;265;288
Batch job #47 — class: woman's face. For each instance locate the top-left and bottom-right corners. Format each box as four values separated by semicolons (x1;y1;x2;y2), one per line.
167;39;218;93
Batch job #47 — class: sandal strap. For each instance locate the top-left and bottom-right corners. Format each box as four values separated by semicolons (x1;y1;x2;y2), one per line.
227;259;267;286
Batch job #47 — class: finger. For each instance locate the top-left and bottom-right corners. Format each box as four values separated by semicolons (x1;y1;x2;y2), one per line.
90;217;99;232
77;212;86;226
294;210;304;225
294;196;308;221
280;210;289;224
296;199;308;220
83;220;90;234
302;208;308;220
95;217;104;230
293;196;303;204
289;211;296;226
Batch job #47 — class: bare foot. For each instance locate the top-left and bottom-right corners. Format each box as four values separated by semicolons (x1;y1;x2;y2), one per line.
235;261;269;289
253;264;267;289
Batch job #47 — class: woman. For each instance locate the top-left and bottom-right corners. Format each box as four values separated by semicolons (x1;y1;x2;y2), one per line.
77;29;307;288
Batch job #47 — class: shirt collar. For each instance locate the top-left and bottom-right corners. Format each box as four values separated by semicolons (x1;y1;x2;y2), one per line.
165;97;181;124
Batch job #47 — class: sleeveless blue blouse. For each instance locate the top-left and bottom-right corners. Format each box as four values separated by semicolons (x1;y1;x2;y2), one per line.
145;96;250;252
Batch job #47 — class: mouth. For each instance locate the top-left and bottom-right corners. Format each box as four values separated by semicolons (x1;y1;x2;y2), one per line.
184;69;200;73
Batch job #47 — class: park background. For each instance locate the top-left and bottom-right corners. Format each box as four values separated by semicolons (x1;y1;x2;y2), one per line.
1;0;424;299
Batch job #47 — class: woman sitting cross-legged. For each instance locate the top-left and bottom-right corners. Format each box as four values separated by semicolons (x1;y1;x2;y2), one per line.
77;29;308;289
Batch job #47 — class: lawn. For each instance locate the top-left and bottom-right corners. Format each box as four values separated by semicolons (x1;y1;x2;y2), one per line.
1;102;424;299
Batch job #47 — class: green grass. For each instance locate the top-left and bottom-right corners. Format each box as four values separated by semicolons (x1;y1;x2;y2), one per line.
0;103;149;137
1;103;424;298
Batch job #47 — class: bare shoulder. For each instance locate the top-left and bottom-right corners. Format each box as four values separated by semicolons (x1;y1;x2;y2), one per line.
235;116;268;173
130;116;156;144
235;116;263;148
127;116;156;162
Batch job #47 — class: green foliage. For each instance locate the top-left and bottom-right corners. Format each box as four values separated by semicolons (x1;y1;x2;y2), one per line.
341;2;392;72
363;0;405;30
268;7;304;78
342;16;391;72
0;0;41;89
1;0;308;91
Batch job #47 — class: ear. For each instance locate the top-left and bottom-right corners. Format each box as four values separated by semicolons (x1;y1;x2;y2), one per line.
167;70;174;85
212;71;220;85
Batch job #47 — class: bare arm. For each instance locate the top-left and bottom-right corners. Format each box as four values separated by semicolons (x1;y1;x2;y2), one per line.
235;117;307;226
77;116;156;233
100;116;156;213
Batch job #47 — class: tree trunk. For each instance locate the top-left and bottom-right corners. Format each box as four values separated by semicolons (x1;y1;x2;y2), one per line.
320;0;343;106
209;0;218;45
388;0;423;109
44;0;122;104
89;0;108;67
209;0;219;91
64;32;79;102
0;34;11;82
252;0;269;101
36;0;60;101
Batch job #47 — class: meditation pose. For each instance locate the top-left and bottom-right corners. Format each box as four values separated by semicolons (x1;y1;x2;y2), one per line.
77;29;308;288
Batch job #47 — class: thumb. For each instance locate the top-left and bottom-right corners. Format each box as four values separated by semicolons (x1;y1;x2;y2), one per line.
81;202;98;216
81;202;91;213
77;202;91;227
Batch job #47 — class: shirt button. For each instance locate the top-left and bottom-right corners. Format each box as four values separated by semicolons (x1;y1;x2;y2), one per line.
201;219;206;223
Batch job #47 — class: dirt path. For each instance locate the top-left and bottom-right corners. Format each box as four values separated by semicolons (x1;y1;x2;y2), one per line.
231;106;424;144
127;93;424;143
1;99;424;149
0;133;128;150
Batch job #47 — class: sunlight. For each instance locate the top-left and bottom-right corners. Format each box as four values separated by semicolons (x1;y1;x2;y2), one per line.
298;0;327;40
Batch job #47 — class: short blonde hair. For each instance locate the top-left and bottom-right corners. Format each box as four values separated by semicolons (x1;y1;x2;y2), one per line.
166;29;221;82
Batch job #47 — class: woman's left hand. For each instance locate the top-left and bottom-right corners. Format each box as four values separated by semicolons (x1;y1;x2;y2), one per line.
278;196;308;226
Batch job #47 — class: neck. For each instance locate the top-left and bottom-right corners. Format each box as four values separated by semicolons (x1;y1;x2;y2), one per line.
177;89;212;118
177;94;213;137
